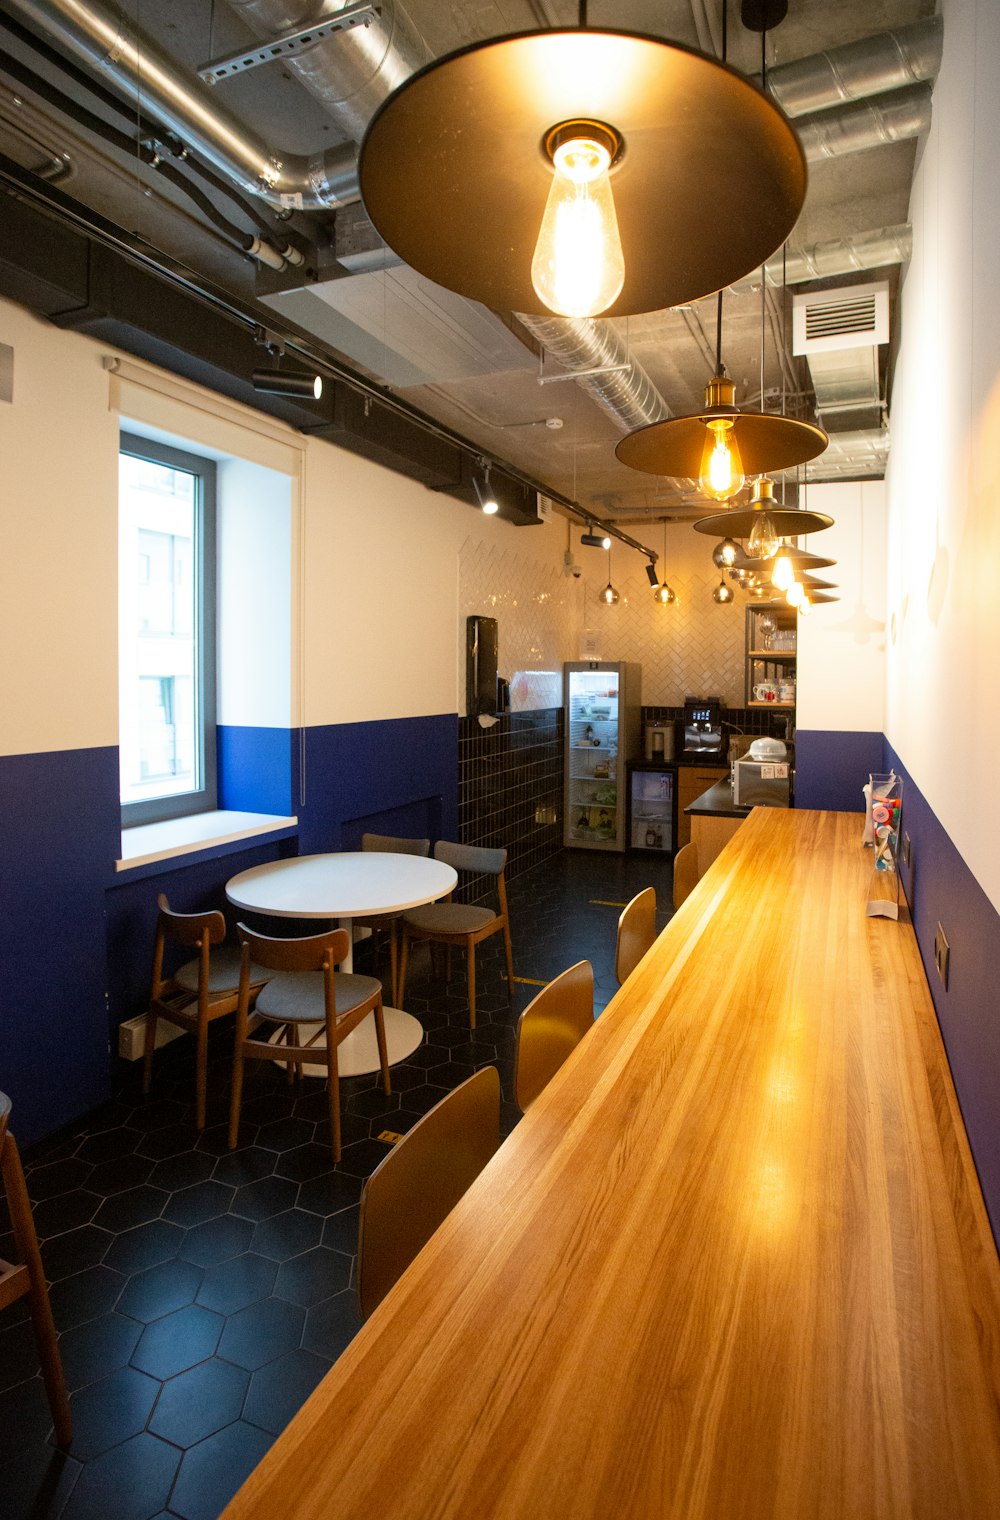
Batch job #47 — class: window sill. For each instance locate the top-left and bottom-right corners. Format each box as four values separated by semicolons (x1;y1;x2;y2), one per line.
116;810;298;873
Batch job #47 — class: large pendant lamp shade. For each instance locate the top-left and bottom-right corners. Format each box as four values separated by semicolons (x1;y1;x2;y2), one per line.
693;478;834;542
358;29;807;319
616;390;828;479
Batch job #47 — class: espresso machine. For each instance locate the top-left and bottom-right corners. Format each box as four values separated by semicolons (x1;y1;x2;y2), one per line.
643;719;675;762
682;696;724;756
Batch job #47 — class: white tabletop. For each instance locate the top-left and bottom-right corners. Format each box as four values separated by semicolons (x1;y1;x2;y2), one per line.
225;852;457;920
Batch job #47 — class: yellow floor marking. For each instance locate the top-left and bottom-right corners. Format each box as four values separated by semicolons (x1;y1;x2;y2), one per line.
513;975;547;987
590;899;628;908
377;1130;403;1144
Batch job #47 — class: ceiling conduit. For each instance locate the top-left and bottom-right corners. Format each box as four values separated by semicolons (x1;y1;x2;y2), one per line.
763;16;942;116
729;225;913;294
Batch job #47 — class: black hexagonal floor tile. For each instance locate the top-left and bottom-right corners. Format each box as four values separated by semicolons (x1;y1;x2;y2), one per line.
136;1124;200;1161
169;1420;273;1520
243;1347;331;1437
345;1087;400;1120
301;1288;362;1361
75;1128;142;1165
130;1304;223;1380
67;1365;160;1460
0;1371;54;1452
147;1150;216;1192
0;1317;47;1392
320;1204;359;1256
312;1111;372;1150
117;1258;204;1323
210;1146;276;1187
274;1246;351;1307
59;1430;179;1520
128;1097;189;1132
195;1121;257;1156
162;1180;235;1227
85;1154;155;1196
230;1174;299;1222
404;1042;453;1070
255;1116;315;1153
92;1186;169;1234
216;1296;304;1371
33;1189;101;1238
239;1092;296;1127
38;1224;112;1281
148;1357;249;1449
58;1311;144;1392
0;1444;82;1520
196;1252;277;1315
336;1138;395;1179
272;1142;334;1184
179;1213;254;1268
49;1264;128;1332
102;1218;184;1275
250;1208;324;1263
399;1082;453;1116
383;1063;433;1091
23;1156;94;1200
297;1170;362;1217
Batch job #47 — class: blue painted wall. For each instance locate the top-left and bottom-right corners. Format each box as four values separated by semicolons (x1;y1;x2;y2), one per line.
1;716;458;1145
794;729;886;813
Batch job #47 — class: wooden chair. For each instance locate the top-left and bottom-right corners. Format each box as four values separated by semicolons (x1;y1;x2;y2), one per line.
145;893;265;1129
228;924;390;1162
514;960;594;1114
0;1092;72;1446
354;832;430;1005
357;1066;500;1321
398;842;514;1030
615;886;657;986
672;842;700;909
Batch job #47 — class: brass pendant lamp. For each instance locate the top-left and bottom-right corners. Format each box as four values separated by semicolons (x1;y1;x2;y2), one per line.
693;474;834;547
357;4;807;319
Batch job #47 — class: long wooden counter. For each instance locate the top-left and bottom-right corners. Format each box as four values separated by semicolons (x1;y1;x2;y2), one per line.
223;809;1000;1520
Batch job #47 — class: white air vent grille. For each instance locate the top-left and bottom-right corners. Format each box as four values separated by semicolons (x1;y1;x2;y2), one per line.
793;281;889;355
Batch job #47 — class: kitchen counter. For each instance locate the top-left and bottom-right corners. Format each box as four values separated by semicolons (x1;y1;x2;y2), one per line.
685;777;790;819
684;777;789;875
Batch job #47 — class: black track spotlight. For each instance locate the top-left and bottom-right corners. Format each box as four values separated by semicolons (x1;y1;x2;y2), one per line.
645;562;660;589
473;466;499;515
581;523;612;549
252;367;323;400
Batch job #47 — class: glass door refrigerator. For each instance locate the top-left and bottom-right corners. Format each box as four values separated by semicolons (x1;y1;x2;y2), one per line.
564;662;641;851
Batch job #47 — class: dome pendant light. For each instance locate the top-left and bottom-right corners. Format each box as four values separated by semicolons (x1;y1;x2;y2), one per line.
693;473;834;545
712;577;735;604
358;6;807;319
655;522;677;603
601;546;620;605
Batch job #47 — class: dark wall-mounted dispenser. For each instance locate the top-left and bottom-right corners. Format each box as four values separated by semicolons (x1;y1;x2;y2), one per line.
466;615;499;717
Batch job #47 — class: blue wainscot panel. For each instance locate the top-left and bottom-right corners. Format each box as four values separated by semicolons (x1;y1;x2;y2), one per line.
218;725;295;816
0;746;121;1143
795;729;885;813
297;715;459;854
884;744;1000;1249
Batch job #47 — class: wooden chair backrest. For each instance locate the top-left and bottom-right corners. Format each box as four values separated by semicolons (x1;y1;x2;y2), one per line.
361;833;430;857
236;923;349;975
672;842;700;909
615;887;657;985
156;892;227;949
357;1066;501;1321
514;960;594;1113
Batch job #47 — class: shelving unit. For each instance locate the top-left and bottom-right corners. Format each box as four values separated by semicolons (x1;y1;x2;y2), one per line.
745;604;797;711
564;663;641;852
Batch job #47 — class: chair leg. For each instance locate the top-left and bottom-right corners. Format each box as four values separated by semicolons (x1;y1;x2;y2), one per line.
398;930;410;1007
228;1008;250;1151
142;1007;158;1096
388;922;399;1007
373;996;391;1096
467;942;477;1031
2;1133;72;1446
327;1052;342;1164
502;923;515;1000
195;1016;209;1130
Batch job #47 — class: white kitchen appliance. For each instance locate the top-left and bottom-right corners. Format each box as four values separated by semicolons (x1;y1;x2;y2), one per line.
733;756;790;807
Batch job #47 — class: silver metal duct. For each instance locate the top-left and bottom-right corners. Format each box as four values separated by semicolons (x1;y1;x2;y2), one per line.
729;225;913;294
225;1;431;147
798;82;933;162
6;0;360;207
515;314;668;433
766;17;942;118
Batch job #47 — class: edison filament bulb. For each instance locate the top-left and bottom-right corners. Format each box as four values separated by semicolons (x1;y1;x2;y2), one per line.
531;123;625;318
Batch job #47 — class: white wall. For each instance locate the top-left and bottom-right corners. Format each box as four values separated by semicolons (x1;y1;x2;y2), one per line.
796;480;887;735
885;0;1000;913
217;458;293;729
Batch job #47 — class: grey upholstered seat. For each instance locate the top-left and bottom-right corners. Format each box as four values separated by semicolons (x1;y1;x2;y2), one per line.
255;970;383;1022
174;945;262;995
402;903;496;934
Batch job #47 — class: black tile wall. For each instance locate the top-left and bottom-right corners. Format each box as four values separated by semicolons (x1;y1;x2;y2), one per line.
458;708;563;896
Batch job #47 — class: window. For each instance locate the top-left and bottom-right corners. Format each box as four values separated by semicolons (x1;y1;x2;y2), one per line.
119;433;217;823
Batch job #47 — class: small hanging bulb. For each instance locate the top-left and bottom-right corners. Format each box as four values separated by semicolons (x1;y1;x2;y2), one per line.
531;123;625;318
655;581;675;604
746;477;781;559
601;546;619;604
786;580;805;608
712;577;734;604
698;370;745;503
712;537;740;570
798;596;812;617
771;549;795;592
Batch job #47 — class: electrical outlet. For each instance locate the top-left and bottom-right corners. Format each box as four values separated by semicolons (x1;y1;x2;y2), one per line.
934;923;950;991
902;831;911;867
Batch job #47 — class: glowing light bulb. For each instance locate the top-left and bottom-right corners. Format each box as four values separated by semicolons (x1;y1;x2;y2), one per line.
786;580;805;608
748;512;780;560
700;419;745;502
712;538;740;570
712;578;734;604
601;581;620;605
655;581;675;604
798;596;812;616
531;126;624;318
771;551;795;592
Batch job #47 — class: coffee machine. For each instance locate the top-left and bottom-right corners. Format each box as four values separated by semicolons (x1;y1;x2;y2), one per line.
643;720;675;762
682;696;724;756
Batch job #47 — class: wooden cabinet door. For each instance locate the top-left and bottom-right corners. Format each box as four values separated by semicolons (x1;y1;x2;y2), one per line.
676;766;728;849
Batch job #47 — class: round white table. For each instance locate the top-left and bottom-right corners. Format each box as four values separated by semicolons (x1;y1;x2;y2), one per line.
226;852;458;1077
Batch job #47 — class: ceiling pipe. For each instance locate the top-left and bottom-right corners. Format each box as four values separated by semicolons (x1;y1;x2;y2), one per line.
515;313;668;433
764;16;942;117
797;82;933;162
728;225;913;294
